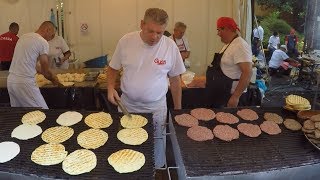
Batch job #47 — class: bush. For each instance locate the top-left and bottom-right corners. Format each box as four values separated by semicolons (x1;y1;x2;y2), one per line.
260;12;304;51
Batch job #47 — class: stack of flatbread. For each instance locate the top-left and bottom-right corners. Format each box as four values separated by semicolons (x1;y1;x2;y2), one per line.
303;114;320;146
57;73;86;83
284;94;311;111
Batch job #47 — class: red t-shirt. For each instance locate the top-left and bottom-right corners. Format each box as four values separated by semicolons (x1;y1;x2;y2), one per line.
0;32;19;61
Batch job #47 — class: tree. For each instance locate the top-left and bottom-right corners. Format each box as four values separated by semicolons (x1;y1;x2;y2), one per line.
256;0;307;32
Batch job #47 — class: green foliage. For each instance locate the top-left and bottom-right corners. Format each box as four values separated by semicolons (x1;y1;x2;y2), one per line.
260;12;304;51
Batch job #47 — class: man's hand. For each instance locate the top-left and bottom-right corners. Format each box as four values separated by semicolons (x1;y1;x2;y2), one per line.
107;88;120;106
227;94;240;107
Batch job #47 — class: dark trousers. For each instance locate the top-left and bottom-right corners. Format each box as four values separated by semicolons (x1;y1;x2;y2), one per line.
0;61;11;70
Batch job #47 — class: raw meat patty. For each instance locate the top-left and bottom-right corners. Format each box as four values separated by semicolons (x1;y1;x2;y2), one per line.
237;109;259;121
187;126;214;141
174;114;198;127
260;121;281;135
216;112;239;124
237;123;261;137
213;125;239;141
190;108;215;121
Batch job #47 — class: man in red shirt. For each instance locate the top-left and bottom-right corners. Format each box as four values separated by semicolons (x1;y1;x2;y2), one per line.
0;22;19;70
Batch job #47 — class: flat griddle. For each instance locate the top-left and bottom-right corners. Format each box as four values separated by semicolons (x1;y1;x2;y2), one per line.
0;108;154;180
169;107;320;180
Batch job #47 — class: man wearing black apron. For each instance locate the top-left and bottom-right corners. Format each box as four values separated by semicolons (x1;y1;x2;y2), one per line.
206;17;252;108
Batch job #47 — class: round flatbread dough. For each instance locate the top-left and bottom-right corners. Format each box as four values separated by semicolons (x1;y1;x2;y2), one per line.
0;141;20;163
85;112;113;129
62;149;97;175
260;121;282;135
237;123;261;137
77;129;108;149
117;128;148;145
21;110;46;125
264;112;283;124
187;126;214;141
31;143;68;166
120;115;148;129
304;120;315;130
108;149;145;173
56;111;83;126
283;119;302;131
174;114;199;127
237;109;259;121
213;125;239;141
41;126;74;143
190;108;215;121
216;112;239;124
11;124;42;140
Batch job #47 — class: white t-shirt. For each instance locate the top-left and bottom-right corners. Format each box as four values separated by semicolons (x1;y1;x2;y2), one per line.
253;26;264;41
220;37;253;93
109;31;186;105
269;49;289;69
268;35;280;49
48;35;70;69
9;33;49;78
170;35;190;52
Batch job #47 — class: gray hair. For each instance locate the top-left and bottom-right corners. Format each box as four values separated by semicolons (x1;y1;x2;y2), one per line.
144;8;168;25
174;22;187;29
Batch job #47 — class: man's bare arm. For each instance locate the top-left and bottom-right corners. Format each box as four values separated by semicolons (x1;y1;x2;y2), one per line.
169;75;182;109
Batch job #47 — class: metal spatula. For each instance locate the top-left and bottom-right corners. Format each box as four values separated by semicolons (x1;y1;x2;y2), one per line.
116;99;132;119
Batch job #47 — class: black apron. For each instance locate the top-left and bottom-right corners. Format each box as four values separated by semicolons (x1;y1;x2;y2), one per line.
206;36;239;108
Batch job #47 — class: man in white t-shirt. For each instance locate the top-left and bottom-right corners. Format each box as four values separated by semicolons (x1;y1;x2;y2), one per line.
48;35;71;69
267;31;280;60
7;21;61;109
252;19;264;56
107;8;186;168
170;22;190;65
268;45;299;76
206;17;252;108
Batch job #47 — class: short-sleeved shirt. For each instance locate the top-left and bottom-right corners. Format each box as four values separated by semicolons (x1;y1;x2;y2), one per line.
253;26;264;41
0;32;19;61
48;35;70;69
9;33;49;78
220;37;253;93
170;35;190;52
109;31;186;104
268;35;280;49
269;49;289;69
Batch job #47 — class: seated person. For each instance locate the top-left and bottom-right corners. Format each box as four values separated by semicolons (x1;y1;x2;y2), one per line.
268;45;300;76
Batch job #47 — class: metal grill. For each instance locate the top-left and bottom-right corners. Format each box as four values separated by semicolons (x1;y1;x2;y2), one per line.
169;107;320;179
0;108;155;180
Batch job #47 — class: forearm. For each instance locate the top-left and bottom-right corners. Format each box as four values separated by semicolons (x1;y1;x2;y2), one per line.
62;51;71;62
107;66;118;90
169;76;182;109
42;70;59;84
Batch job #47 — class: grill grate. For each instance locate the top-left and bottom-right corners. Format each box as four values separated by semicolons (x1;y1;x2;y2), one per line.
0;108;154;180
170;107;320;177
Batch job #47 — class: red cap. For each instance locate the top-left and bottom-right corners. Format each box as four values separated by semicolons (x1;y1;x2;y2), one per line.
217;17;240;31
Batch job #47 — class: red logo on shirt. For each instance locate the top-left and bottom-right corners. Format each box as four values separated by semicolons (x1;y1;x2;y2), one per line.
154;58;166;65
